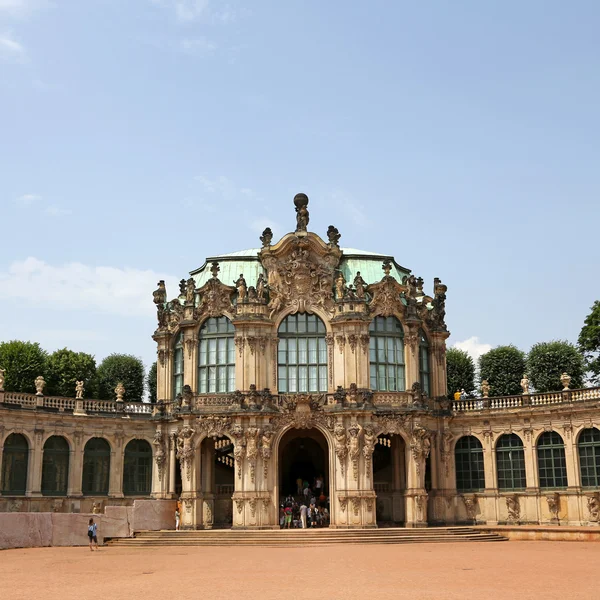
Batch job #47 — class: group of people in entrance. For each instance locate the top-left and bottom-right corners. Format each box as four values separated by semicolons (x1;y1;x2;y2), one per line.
280;475;329;528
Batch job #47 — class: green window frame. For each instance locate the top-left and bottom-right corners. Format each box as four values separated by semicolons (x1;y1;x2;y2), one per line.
537;431;567;489
1;433;29;496
82;438;111;495
578;428;600;488
173;332;184;399
496;434;526;491
369;316;405;392
198;317;235;394
123;439;152;496
455;435;485;492
41;436;70;496
419;329;431;397
278;314;328;393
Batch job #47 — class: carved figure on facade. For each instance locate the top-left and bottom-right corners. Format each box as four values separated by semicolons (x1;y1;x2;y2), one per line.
0;367;5;391
353;272;366;299
260;227;273;248
179;279;186;297
362;424;376;478
587;493;600;522
462;495;477;521
334;423;348;476
415;493;428;522
75;380;85;399
166;299;184;332
115;382;125;402
230;424;246;480
520;374;530;395
195;265;235;319
235;498;244;514
506;495;520;522
246;427;260;483
180;384;193;410
334;272;346;300
153;280;167;328
185;278;196;304
176;425;195;481
34;375;46;396
294;193;310;232
261;428;273;479
410;426;431;476
196;415;232;438
427;277;448;331
256;273;266;302
326;225;341;247
367;267;407;318
546;493;560;520
347;422;361;481
441;430;454;476
234;274;247;302
153;430;166;480
411;381;427;406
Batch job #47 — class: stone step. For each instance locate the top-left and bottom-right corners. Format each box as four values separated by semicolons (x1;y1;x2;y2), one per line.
107;526;507;546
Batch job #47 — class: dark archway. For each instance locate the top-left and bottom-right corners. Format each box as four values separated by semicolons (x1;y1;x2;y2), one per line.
373;434;406;525
199;436;234;527
278;428;329;501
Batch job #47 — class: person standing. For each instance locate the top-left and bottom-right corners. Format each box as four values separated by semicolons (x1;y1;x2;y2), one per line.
175;508;180;531
88;518;98;551
284;505;293;529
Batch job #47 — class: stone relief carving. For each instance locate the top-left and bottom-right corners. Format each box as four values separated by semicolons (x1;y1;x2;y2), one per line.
153;429;167;481
506;495;520;522
362;424;376;479
245;427;259;483
196;416;232;438
546;493;560;520
261;428;273;479
176;425;196;481
235;499;244;514
347;422;361;481
462;495;477;521
440;430;454;477
0;367;5;391
587;493;600;522
194;262;236;319
410;426;432;476
415;493;428;522
230;424;246;480
334;423;348;477
326;225;341;247
260;227;273;248
367;261;407;318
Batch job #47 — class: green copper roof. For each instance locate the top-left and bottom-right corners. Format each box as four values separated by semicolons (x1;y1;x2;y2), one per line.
190;247;410;288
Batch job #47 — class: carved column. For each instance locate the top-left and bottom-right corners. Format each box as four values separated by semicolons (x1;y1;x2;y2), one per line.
68;431;84;497
404;325;420;391
182;328;197;394
405;427;430;527
168;433;176;497
109;434;124;498
430;332;449;399
482;432;498;525
27;428;44;497
563;425;579;488
155;333;171;401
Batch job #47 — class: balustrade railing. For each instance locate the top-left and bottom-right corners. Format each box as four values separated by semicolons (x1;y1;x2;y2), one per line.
452;386;600;413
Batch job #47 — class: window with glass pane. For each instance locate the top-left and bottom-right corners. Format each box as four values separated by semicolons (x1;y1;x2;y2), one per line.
455;436;485;492
173;332;184;398
41;436;69;496
198;317;235;394
419;329;431;397
123;439;152;495
1;433;29;495
496;434;526;490
82;438;110;495
369;316;405;391
278;314;327;393
537;431;567;489
578;428;600;488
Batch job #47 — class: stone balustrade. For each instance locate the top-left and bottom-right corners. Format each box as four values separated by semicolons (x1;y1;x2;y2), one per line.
452;386;600;413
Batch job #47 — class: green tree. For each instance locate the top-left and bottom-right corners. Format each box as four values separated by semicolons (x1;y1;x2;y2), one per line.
97;353;145;401
579;300;600;385
46;348;97;397
527;340;585;392
478;345;526;397
446;348;475;398
0;340;48;393
147;361;157;403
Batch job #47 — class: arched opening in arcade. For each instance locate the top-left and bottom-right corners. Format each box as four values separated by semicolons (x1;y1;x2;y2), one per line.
278;428;330;527
199;435;234;527
372;433;407;525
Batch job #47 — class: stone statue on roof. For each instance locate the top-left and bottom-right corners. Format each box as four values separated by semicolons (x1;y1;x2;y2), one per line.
294;193;309;232
353;272;366;299
234;274;247;302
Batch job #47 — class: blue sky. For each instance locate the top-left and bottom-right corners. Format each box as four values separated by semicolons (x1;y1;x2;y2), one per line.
1;0;599;377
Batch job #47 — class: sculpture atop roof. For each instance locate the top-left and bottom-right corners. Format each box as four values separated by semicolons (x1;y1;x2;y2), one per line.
294;193;309;232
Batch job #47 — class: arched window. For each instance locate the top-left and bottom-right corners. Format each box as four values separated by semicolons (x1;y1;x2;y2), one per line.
419;329;431;397
278;314;327;393
123;439;152;496
537;431;567;489
455;436;485;492
198;317;235;394
1;433;29;495
496;434;526;490
82;438;110;495
578;428;600;488
369;316;405;391
173;332;184;398
41;436;69;496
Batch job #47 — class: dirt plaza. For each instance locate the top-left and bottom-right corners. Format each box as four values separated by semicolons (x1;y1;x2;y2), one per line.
1;541;599;600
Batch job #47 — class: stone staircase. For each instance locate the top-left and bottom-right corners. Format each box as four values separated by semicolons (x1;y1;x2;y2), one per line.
107;527;507;547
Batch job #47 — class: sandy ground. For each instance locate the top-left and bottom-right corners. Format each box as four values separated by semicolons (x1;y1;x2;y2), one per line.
1;542;599;600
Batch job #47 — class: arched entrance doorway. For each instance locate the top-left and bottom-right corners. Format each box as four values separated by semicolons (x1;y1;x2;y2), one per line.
199;435;234;527
278;428;330;526
373;434;407;525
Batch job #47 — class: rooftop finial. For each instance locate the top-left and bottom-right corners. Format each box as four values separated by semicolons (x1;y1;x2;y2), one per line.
294;193;309;232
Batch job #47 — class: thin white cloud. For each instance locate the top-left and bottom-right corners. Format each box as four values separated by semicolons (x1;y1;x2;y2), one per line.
0;257;179;318
15;193;41;204
0;0;44;17
452;336;492;364
331;189;371;226
249;217;281;239
151;0;209;22
0;33;26;61
44;205;72;217
180;37;216;55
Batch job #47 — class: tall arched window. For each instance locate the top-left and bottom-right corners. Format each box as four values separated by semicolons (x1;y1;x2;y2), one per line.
82;438;110;495
173;332;184;398
123;439;152;495
419;329;431;397
369;316;405;391
198;317;235;394
1;433;29;495
578;428;600;488
496;434;526;490
537;431;567;489
278;314;327;393
455;436;485;492
41;436;69;496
